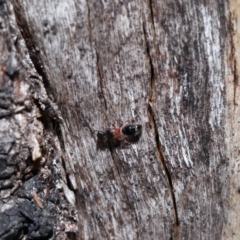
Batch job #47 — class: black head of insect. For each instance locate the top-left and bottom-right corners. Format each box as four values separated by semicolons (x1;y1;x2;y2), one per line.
121;124;142;143
122;124;142;136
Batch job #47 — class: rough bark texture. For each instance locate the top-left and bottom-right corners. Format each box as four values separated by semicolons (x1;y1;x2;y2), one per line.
0;0;238;240
223;1;240;239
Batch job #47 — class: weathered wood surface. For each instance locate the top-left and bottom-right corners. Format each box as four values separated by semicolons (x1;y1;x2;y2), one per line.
1;0;239;239
223;1;240;239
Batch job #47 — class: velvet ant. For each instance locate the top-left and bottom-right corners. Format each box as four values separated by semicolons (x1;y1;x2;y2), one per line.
97;120;142;150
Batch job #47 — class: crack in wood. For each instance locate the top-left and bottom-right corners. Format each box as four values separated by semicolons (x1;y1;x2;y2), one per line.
148;0;155;33
13;1;52;94
96;49;108;112
143;20;179;240
229;12;238;108
148;104;179;240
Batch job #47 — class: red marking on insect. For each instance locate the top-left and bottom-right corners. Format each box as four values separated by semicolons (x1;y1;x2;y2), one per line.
111;126;122;140
97;120;142;150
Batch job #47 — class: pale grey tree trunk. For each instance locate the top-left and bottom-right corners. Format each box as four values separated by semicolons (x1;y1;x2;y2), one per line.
0;0;239;239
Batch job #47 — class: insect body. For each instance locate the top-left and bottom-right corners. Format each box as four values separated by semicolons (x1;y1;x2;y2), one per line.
97;122;142;150
122;124;142;137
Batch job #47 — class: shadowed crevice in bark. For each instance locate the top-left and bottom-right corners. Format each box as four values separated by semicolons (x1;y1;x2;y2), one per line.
13;1;52;94
143;21;179;240
228;12;238;108
148;104;179;240
13;0;64;137
96;49;108;112
148;0;155;33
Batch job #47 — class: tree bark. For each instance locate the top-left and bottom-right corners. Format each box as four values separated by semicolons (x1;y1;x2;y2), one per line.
0;0;238;239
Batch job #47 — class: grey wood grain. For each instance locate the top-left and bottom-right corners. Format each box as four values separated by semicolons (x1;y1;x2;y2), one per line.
0;0;237;239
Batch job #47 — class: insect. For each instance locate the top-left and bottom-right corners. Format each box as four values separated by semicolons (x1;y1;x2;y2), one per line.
97;121;142;150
